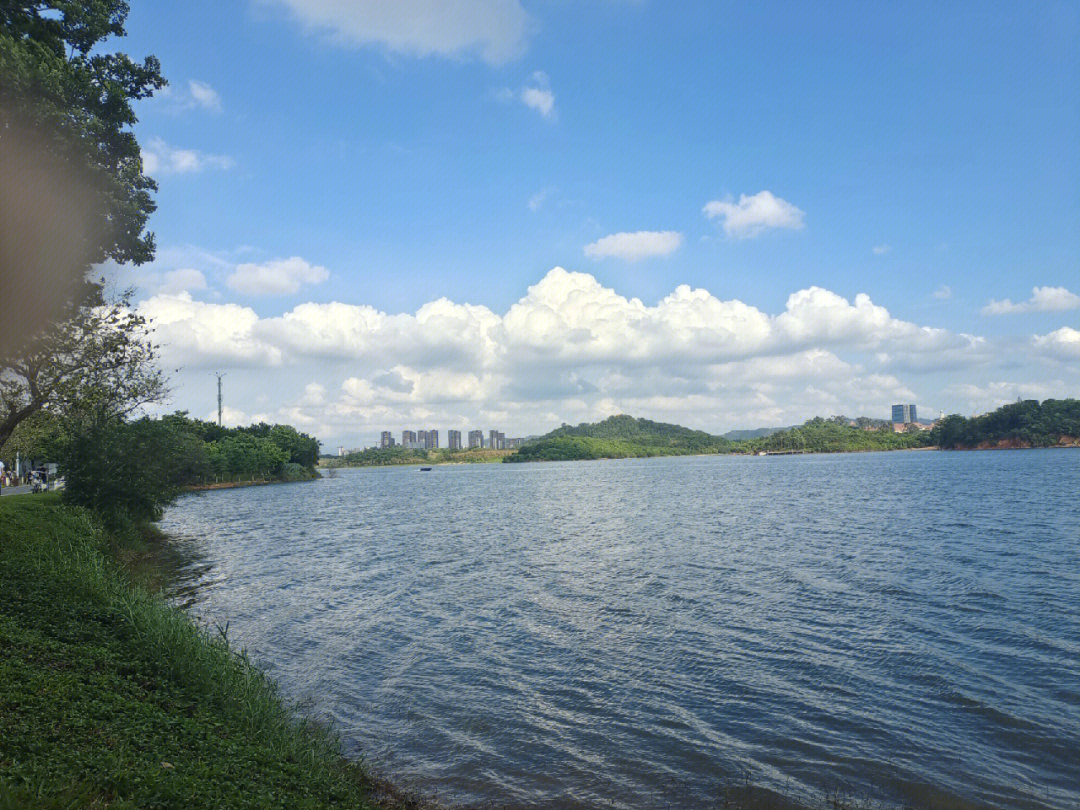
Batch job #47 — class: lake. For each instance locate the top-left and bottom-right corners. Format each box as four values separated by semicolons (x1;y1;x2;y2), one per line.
159;450;1080;810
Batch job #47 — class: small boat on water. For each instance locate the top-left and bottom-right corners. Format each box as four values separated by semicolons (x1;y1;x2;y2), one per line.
420;467;433;471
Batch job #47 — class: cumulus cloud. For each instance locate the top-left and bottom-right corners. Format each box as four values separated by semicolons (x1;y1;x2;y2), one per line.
263;0;532;65
583;231;683;262
137;292;282;367
226;256;330;296
933;285;952;300
982;286;1080;315
1033;327;1080;360
872;244;891;255
702;190;805;238
141;137;234;175
143;266;978;377
139;266;1067;444
158;268;208;295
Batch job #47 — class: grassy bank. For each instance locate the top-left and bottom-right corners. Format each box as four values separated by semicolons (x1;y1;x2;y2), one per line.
0;494;385;810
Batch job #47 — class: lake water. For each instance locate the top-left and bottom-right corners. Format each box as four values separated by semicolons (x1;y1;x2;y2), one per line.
159;451;1080;810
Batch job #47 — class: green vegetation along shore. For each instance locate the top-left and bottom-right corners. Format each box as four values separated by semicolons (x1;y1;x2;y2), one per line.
932;399;1080;450
499;399;1080;463
0;494;387;810
327;446;513;468
503;414;932;462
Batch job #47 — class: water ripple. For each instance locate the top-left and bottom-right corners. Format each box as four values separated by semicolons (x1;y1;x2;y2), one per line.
161;450;1080;810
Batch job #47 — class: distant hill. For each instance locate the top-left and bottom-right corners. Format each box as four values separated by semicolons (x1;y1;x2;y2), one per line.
506;415;729;462
721;426;790;441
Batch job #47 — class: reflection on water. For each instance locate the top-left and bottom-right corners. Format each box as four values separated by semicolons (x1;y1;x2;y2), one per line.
159;451;1080;810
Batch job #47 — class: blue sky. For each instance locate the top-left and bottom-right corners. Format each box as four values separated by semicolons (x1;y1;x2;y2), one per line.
114;1;1079;447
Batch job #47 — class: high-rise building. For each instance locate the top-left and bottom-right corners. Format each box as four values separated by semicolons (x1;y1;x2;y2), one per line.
447;429;462;450
402;430;416;446
417;430;428;448
337;446;345;457
489;429;505;450
380;431;393;449
427;429;439;449
468;429;484;449
891;404;917;424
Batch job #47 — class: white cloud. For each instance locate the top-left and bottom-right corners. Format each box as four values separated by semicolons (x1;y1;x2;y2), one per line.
872;244;890;255
498;71;556;118
521;86;555;117
141;137;234;175
933;285;952;300
1033;327;1080;360
138;266;1069;444
159;268;208;295
982;286;1080;315
137;292;282;367
528;187;553;211
583;231;683;262
263;0;532;65
158;79;223;113
702;190;805;239
187;80;222;112
226;257;330;296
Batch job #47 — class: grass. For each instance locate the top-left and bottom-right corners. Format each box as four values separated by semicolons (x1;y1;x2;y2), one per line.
0;494;389;809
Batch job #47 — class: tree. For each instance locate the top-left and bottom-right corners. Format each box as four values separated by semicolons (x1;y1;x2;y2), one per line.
1;1;165;440
61;416;196;530
0;287;166;451
1;1;164;351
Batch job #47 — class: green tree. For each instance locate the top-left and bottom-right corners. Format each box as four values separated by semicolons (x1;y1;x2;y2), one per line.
0;288;166;451
1;1;166;451
60;417;195;530
1;0;165;358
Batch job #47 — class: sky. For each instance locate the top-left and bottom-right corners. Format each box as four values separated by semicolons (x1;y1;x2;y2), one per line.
109;0;1079;448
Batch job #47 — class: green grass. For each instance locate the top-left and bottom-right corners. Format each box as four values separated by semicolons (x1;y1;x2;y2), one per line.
0;495;387;809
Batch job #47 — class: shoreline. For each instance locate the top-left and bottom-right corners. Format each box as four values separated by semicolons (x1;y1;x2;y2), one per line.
184;475;320;492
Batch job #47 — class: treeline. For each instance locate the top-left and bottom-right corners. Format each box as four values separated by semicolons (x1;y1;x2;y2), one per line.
505;413;934;462
508;435;722;463
330;446;509;467
4;410;320;531
932;399;1080;449
739;417;933;454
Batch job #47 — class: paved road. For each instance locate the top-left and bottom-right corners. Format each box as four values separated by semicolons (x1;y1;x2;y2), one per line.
1;485;35;496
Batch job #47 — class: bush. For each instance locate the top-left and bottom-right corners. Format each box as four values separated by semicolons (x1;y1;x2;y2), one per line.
60;417;198;531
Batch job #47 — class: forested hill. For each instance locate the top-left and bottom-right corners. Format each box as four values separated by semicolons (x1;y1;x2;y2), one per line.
505;415;729;462
739;417;933;454
932;399;1080;449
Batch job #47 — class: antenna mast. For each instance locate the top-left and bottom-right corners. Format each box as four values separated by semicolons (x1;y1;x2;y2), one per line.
215;372;226;426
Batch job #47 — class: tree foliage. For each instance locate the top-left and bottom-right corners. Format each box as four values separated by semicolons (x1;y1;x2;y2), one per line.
58;412;321;530
1;1;166;449
1;0;165;356
740;417;933;454
507;415;731;462
0;287;165;451
931;399;1080;449
61;416;200;530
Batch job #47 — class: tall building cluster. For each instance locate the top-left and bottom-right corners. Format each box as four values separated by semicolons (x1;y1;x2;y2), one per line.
378;426;523;450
